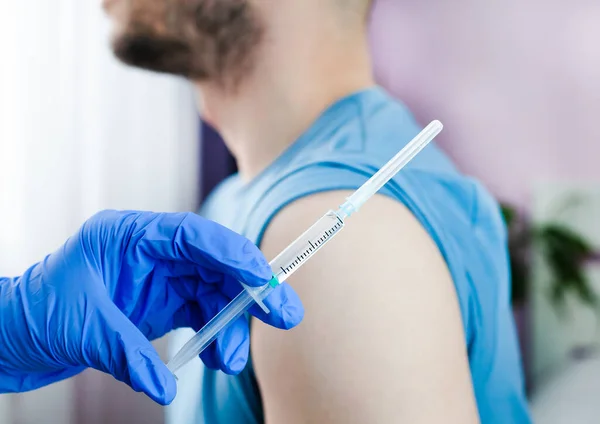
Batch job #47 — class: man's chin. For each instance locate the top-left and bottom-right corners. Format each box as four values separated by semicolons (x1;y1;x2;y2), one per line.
111;33;203;78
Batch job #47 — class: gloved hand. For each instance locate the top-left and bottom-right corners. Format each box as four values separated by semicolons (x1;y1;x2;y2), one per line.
0;210;303;405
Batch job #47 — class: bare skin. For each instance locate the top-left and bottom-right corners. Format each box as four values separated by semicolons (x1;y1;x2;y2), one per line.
105;1;480;422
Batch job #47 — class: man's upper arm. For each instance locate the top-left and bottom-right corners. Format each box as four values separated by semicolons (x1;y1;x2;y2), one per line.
253;191;479;424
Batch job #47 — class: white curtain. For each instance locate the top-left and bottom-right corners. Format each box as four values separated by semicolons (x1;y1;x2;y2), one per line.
0;1;199;424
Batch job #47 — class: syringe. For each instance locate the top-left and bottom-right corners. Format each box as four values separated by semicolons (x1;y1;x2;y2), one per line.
167;120;444;375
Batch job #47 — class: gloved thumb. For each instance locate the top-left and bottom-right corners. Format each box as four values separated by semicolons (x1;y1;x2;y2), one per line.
83;299;177;405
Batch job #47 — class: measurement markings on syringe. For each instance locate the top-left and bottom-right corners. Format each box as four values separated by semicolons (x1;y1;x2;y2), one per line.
280;220;343;275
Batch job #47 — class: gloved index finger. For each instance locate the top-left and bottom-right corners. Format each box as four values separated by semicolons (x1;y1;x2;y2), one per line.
137;212;272;286
249;282;305;330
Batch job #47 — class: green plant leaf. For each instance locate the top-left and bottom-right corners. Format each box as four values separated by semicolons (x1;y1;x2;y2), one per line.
537;222;596;310
501;204;517;228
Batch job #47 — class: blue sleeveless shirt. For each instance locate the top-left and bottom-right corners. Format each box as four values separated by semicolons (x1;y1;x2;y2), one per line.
168;87;531;424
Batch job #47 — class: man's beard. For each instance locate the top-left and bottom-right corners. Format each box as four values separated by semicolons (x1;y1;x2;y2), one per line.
111;0;263;88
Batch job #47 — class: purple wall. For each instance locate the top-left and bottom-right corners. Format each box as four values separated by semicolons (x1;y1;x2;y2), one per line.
369;0;600;208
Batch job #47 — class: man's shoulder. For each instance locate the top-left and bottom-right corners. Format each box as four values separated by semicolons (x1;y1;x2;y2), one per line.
253;190;480;423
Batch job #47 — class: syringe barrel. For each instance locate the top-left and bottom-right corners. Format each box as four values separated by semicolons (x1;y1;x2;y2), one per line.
270;210;345;283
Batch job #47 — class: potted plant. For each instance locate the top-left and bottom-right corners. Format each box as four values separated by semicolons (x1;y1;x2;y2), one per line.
501;203;596;312
500;202;596;390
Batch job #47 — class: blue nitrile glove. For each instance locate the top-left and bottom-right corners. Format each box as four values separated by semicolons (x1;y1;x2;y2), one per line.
0;210;303;405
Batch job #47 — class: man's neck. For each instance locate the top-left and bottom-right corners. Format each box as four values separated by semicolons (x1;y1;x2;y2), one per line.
195;15;374;181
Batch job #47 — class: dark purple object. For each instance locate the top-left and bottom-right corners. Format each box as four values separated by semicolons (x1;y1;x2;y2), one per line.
200;121;237;202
